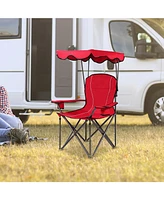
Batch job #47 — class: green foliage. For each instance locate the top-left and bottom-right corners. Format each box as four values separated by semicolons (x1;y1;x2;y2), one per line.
148;18;164;28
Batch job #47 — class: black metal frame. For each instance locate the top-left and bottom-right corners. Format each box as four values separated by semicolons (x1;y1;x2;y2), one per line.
58;112;116;158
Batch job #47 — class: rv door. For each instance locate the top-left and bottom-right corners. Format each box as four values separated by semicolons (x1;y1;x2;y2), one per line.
51;18;77;100
26;18;52;101
26;18;77;102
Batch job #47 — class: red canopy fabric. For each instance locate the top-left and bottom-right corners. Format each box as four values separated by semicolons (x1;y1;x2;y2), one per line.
56;49;124;64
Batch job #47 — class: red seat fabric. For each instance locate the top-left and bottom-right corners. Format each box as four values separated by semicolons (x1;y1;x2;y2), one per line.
57;74;117;119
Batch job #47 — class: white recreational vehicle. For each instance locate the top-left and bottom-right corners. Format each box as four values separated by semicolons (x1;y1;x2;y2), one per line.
0;18;164;125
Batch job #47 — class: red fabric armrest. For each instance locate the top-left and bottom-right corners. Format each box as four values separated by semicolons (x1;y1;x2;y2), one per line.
105;102;118;108
95;102;117;110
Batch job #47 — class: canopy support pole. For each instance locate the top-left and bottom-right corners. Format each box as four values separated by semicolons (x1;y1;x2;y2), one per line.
81;60;85;85
88;59;90;77
115;62;119;80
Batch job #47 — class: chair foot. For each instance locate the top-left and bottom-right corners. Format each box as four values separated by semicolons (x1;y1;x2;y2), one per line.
88;155;93;159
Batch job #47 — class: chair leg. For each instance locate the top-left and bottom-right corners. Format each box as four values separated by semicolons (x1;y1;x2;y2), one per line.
75;133;91;157
88;116;116;156
93;118;115;148
87;117;111;140
58;114;117;157
85;122;88;141
114;114;117;147
60;118;82;149
89;120;92;157
59;116;61;149
59;116;90;154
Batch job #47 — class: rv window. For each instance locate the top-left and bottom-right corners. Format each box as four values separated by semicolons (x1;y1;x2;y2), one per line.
109;21;135;57
109;20;160;58
0;18;21;39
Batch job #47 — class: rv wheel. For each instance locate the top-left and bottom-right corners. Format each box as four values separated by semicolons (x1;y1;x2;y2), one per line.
148;89;164;125
19;115;30;124
12;110;30;124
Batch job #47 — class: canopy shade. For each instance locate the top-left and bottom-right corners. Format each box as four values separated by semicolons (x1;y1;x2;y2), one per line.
56;49;124;64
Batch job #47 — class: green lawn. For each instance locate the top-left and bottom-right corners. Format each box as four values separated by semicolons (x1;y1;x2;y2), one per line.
0;113;164;182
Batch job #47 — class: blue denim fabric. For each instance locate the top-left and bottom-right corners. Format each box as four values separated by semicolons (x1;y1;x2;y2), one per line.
0;128;11;142
0;113;23;129
0;113;23;142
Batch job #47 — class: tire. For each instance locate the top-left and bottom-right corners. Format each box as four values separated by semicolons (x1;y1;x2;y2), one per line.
148;89;164;125
19;115;30;124
12;110;30;124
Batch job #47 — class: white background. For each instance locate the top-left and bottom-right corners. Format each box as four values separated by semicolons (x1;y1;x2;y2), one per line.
0;1;163;199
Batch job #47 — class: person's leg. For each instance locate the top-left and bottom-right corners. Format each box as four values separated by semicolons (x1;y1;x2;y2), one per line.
17;117;23;129
0;116;11;128
0;113;23;129
0;128;11;142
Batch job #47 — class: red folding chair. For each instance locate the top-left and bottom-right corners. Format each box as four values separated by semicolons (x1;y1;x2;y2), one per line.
52;49;124;157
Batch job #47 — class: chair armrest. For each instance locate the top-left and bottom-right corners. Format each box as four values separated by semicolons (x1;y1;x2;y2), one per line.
105;102;118;108
92;102;118;117
95;102;117;109
51;99;85;109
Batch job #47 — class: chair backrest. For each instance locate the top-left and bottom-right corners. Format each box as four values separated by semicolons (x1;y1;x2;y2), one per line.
84;74;117;115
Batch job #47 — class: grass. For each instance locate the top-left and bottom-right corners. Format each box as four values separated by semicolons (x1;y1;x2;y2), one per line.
1;113;164;182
